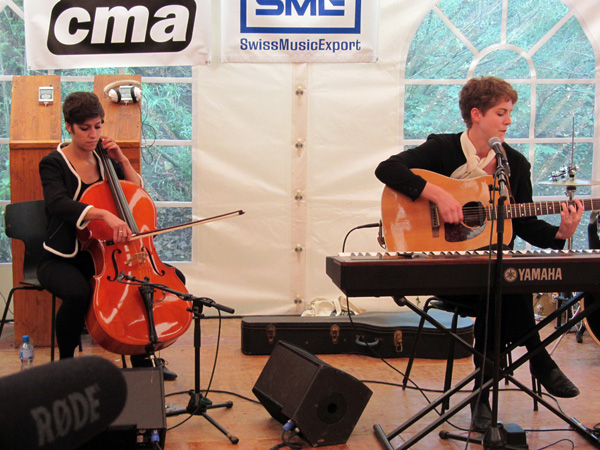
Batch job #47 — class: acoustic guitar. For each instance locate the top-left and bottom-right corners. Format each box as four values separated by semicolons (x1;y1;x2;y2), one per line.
381;169;600;252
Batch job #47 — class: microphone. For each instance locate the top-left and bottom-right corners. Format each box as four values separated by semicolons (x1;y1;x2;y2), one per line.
0;356;127;450
117;272;136;282
488;136;503;153
488;137;510;176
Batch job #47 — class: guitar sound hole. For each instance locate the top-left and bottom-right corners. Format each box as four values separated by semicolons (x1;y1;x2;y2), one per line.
463;202;486;228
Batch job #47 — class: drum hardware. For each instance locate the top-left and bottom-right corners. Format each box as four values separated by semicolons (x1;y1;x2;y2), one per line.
537;118;595;345
538;117;586;249
581;294;600;347
539;178;600;187
575;320;586;343
538;116;600;186
548;293;584;356
533;292;557;320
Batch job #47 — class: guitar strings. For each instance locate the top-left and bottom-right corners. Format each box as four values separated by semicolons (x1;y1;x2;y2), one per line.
459;198;599;222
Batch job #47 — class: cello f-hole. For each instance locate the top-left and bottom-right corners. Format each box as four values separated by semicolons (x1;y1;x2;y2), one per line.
142;246;166;276
108;248;122;281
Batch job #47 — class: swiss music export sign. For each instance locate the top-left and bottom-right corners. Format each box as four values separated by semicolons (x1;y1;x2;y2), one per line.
222;0;380;63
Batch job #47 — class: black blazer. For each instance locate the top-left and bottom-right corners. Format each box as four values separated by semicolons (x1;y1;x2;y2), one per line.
39;146;126;257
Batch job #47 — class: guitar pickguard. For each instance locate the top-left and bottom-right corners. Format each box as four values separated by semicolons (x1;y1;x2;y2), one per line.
444;222;486;242
445;201;487;242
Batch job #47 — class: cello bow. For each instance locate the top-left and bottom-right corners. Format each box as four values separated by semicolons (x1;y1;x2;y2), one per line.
104;210;245;244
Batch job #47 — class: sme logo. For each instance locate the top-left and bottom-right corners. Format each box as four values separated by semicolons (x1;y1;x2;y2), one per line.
241;0;362;34
46;0;196;55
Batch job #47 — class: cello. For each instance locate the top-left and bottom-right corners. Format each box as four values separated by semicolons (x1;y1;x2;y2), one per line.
79;141;192;356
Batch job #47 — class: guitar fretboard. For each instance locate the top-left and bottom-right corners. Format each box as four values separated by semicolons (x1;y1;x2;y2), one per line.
488;199;600;220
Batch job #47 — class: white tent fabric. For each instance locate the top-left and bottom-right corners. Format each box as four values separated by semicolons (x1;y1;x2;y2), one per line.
178;0;600;316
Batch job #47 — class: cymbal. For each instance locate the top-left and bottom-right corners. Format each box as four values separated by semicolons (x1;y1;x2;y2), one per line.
539;178;600;187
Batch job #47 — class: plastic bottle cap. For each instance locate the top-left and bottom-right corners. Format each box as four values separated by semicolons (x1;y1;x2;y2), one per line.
23;335;30;342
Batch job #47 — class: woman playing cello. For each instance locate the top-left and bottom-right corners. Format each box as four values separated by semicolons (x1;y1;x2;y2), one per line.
37;91;178;380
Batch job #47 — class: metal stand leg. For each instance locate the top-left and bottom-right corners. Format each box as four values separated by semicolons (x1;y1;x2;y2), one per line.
166;299;238;444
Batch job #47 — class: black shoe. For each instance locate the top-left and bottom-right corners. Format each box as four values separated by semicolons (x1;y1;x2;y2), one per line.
530;365;579;398
130;355;178;381
156;358;177;381
470;397;492;433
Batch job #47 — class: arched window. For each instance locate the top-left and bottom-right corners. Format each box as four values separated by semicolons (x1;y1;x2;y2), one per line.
403;0;597;249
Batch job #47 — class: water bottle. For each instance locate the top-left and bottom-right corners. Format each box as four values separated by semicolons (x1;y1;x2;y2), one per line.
19;335;34;370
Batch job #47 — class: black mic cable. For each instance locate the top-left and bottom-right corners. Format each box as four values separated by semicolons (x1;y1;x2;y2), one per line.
341;222;381;252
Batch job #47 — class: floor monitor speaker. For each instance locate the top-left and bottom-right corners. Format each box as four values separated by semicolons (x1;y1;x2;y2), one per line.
253;340;372;447
78;367;166;449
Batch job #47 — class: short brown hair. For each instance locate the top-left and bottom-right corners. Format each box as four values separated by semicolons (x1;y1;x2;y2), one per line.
63;92;105;125
459;76;518;128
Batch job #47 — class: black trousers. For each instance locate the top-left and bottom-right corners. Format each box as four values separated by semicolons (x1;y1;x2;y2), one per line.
38;250;94;359
442;292;542;363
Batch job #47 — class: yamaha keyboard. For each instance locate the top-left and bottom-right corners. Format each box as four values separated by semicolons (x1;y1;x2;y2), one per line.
326;249;600;297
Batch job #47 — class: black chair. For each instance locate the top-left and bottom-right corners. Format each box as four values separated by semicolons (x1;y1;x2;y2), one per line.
0;200;58;361
402;295;541;412
402;296;476;412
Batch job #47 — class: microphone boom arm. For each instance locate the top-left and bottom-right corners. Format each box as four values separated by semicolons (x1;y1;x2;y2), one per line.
118;273;235;314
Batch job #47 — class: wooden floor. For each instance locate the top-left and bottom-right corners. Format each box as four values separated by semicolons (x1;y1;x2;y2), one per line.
1;315;600;450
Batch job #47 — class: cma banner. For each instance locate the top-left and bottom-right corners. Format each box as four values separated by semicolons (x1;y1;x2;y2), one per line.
221;0;379;63
24;0;211;70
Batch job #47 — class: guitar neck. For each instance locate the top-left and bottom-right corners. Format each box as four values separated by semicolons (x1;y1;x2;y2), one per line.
491;198;600;220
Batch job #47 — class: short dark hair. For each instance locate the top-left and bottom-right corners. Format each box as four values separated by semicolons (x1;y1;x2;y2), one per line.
459;76;518;128
63;92;105;125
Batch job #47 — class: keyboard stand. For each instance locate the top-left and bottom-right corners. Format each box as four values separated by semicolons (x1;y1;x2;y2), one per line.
374;292;600;450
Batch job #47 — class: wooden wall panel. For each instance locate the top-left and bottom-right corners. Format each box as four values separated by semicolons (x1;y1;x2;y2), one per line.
9;75;61;347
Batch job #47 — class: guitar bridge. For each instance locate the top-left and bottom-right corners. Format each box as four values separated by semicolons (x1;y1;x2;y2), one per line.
429;201;440;237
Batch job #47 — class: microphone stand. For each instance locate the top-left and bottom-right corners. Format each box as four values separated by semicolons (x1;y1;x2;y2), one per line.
482;157;512;449
119;274;239;444
443;154;527;449
477;148;533;449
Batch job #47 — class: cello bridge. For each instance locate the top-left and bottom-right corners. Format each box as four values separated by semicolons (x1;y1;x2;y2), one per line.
125;252;148;266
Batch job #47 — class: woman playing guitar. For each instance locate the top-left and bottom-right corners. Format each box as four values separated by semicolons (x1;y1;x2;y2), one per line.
376;76;583;432
37;92;179;380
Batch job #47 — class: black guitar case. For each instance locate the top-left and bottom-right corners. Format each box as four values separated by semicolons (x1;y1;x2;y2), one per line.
241;310;473;359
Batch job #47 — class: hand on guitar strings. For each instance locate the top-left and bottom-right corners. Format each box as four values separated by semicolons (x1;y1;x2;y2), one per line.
555;199;583;241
